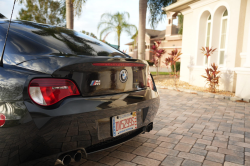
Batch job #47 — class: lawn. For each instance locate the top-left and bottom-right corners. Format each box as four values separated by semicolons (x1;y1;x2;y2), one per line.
150;72;172;75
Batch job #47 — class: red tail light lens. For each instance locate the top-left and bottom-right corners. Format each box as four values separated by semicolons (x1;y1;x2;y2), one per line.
92;62;145;67
28;78;80;106
147;74;154;90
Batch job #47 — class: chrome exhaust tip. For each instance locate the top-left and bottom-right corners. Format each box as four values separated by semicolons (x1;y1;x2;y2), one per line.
56;154;71;165
70;151;82;162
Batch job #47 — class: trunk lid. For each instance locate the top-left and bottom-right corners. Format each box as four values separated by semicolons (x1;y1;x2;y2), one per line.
52;58;148;96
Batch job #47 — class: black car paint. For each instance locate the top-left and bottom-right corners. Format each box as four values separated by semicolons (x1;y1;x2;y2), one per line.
0;20;160;166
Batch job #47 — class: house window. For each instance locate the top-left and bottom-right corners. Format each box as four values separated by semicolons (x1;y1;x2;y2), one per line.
218;10;228;65
204;15;211;65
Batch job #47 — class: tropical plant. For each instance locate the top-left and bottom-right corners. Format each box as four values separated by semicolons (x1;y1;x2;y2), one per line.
202;63;220;93
164;48;181;88
200;46;219;93
201;47;217;67
171;62;180;73
138;0;147;60
17;0;65;26
165;48;181;74
97;12;137;49
150;41;166;76
147;0;177;29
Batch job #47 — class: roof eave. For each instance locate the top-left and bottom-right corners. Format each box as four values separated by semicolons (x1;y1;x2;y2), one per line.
163;0;200;12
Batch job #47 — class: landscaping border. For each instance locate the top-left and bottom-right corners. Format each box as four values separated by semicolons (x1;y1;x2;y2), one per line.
156;85;250;103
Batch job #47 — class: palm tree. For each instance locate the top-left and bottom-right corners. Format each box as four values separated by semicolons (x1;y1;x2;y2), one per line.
138;0;176;60
138;0;147;60
65;0;87;29
147;0;176;28
97;12;137;49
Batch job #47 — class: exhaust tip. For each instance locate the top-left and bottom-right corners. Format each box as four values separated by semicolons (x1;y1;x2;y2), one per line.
57;155;71;165
63;155;71;165
69;151;82;162
74;152;82;162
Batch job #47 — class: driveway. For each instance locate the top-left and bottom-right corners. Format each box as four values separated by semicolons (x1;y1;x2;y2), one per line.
70;89;250;166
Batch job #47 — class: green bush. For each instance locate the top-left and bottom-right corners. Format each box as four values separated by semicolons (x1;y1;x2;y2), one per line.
146;60;154;66
171;62;181;72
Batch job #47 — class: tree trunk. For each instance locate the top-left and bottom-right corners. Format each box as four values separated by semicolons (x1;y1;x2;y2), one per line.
138;0;147;60
66;0;74;29
118;34;120;50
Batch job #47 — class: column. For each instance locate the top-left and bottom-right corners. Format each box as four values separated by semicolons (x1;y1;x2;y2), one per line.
244;21;250;67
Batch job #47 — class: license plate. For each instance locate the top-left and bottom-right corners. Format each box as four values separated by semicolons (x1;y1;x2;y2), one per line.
112;111;137;137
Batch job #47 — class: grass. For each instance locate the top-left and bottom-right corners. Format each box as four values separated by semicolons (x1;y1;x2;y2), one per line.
151;72;172;75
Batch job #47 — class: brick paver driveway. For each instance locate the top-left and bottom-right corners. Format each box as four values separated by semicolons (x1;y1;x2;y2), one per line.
70;89;250;166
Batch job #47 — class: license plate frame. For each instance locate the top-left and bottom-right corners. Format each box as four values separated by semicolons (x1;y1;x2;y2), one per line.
112;111;137;137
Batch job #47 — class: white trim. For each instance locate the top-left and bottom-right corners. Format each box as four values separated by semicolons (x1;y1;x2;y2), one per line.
163;0;193;12
217;9;229;67
189;0;219;10
212;3;231;67
194;7;213;66
204;15;212;66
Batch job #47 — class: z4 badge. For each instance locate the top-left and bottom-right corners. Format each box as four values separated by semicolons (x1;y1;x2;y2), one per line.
90;80;101;86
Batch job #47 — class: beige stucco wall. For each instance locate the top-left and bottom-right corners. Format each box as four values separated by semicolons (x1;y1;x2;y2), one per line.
179;0;249;92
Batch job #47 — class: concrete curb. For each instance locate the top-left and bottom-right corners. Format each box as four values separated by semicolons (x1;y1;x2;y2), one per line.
156;85;249;103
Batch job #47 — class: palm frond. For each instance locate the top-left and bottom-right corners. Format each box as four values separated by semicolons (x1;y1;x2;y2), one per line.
99;26;114;40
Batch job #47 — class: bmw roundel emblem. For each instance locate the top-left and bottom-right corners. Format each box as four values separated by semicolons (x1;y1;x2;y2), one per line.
119;69;128;83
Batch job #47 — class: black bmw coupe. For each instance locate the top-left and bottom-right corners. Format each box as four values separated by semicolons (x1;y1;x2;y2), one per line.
0;19;160;166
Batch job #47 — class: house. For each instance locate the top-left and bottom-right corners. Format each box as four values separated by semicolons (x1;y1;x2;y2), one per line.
163;0;250;99
125;24;182;67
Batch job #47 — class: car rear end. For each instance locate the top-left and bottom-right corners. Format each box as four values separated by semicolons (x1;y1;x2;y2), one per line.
0;21;160;166
22;58;160;165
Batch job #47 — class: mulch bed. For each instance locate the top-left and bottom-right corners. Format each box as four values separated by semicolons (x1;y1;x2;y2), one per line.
153;75;235;97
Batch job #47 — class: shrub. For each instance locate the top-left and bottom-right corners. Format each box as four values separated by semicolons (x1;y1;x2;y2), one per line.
171;62;180;72
146;60;154;66
201;63;220;93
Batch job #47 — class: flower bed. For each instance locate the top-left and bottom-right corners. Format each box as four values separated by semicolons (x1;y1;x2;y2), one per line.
154;75;235;97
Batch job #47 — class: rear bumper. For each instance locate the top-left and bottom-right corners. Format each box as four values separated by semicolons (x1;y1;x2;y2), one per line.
0;89;159;166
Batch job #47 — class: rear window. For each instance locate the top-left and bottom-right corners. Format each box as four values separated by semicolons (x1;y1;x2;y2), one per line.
8;21;128;58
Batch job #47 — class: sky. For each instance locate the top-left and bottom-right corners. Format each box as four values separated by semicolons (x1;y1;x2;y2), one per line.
0;0;167;51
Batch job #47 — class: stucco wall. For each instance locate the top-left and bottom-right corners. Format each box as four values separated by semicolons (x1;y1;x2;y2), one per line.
179;0;248;92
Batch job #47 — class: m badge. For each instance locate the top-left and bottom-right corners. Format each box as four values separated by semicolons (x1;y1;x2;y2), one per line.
90;80;101;86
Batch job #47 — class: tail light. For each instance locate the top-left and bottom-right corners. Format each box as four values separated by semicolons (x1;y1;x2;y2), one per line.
147;73;154;90
28;78;80;106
